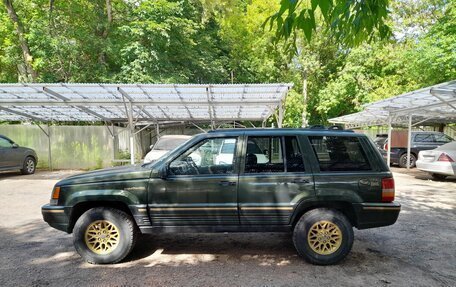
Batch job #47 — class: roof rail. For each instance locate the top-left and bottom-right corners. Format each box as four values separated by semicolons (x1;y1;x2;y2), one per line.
306;125;353;132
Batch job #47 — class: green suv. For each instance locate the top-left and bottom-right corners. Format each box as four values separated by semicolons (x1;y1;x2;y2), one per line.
42;128;400;265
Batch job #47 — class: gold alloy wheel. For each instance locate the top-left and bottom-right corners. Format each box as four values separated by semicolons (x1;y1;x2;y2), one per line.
84;220;120;255
307;220;342;255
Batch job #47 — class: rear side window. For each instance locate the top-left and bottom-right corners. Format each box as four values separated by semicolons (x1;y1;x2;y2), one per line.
309;136;371;172
414;134;434;142
433;134;453;143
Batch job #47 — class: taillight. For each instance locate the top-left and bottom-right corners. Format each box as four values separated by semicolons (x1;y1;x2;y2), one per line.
383;143;388;151
438;153;454;162
382;177;395;202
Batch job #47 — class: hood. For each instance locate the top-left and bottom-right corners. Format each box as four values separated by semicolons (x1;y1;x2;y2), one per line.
144;150;169;163
58;165;152;186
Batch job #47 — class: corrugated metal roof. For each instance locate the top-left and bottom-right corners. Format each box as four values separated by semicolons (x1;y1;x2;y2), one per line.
329;80;456;127
0;83;292;123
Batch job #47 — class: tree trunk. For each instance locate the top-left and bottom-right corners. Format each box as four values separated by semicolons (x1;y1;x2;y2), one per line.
3;0;38;82
102;0;113;38
301;69;308;127
99;0;112;64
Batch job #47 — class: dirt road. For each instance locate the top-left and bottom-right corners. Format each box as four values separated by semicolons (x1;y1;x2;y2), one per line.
0;169;455;287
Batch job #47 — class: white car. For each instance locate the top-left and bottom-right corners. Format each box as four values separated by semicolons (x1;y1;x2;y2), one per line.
416;141;456;180
144;135;192;163
215;138;268;165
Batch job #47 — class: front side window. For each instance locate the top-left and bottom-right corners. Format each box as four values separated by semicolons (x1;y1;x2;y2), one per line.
245;136;284;173
309;136;371;172
169;137;237;176
0;137;13;148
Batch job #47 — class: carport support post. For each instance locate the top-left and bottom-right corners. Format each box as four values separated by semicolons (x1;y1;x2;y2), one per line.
387;116;392;167
36;123;52;171
407;115;413;170
128;103;135;165
278;100;284;128
47;124;52;171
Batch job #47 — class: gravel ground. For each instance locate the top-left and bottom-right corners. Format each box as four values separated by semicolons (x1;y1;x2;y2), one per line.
0;168;455;287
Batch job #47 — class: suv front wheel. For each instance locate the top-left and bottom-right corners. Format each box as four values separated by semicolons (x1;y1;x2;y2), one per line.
293;208;354;265
73;207;137;264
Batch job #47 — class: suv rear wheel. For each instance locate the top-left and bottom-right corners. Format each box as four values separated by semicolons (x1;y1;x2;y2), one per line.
73;207;137;264
293;208;354;265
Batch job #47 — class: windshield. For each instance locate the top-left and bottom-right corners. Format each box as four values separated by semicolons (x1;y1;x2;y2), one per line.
153;137;190;150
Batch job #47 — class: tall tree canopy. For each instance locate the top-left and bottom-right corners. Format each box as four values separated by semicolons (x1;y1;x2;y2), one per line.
0;0;455;126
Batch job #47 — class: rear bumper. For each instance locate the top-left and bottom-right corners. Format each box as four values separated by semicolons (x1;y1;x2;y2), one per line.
416;160;455;176
42;204;71;233
353;202;401;229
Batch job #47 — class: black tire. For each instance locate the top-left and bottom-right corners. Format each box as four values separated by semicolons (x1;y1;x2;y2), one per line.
431;173;447;180
293;208;354;265
20;156;36;175
398;153;416;168
73;207;137;264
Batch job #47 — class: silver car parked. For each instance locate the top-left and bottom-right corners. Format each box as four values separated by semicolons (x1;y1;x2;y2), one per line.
0;135;38;175
416;141;456;180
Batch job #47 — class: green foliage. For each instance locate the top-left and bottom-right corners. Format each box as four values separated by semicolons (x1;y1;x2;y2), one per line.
0;0;454;128
265;0;391;49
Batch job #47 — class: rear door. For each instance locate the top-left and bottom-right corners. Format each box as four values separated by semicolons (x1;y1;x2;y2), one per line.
238;134;314;225
308;135;386;203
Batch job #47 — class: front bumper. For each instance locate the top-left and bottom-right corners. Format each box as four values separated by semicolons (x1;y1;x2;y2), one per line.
353;202;401;229
42;204;71;233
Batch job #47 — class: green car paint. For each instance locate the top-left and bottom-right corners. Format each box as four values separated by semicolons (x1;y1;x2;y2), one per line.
42;129;400;234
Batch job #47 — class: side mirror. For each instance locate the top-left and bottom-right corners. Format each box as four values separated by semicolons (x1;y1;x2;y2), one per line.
12;143;19;148
159;166;168;180
149;144;154;150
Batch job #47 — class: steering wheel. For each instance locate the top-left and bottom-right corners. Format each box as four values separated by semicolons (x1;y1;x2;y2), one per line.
186;156;200;175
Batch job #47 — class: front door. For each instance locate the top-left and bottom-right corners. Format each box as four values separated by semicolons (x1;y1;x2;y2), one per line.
0;137;17;169
238;135;314;225
149;137;240;226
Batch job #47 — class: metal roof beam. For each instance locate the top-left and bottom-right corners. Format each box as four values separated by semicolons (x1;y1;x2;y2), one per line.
174;84;193;119
388;98;456;115
430;91;456;111
0;99;281;106
0;106;47;122
43;87;70;101
43;87;110;122
117;87;134;102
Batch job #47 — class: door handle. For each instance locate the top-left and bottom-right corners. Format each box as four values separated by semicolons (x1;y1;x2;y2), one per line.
219;181;236;186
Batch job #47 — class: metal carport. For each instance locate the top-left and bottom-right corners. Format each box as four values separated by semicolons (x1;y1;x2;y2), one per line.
0;83;292;167
329;80;456;168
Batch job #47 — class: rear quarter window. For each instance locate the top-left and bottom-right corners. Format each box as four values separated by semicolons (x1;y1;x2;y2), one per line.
309;136;372;172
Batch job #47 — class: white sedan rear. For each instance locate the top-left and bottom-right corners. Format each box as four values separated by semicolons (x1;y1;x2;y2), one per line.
416;141;456;180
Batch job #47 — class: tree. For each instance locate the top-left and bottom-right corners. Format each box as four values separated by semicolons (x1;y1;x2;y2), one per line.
2;0;37;81
266;0;391;48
